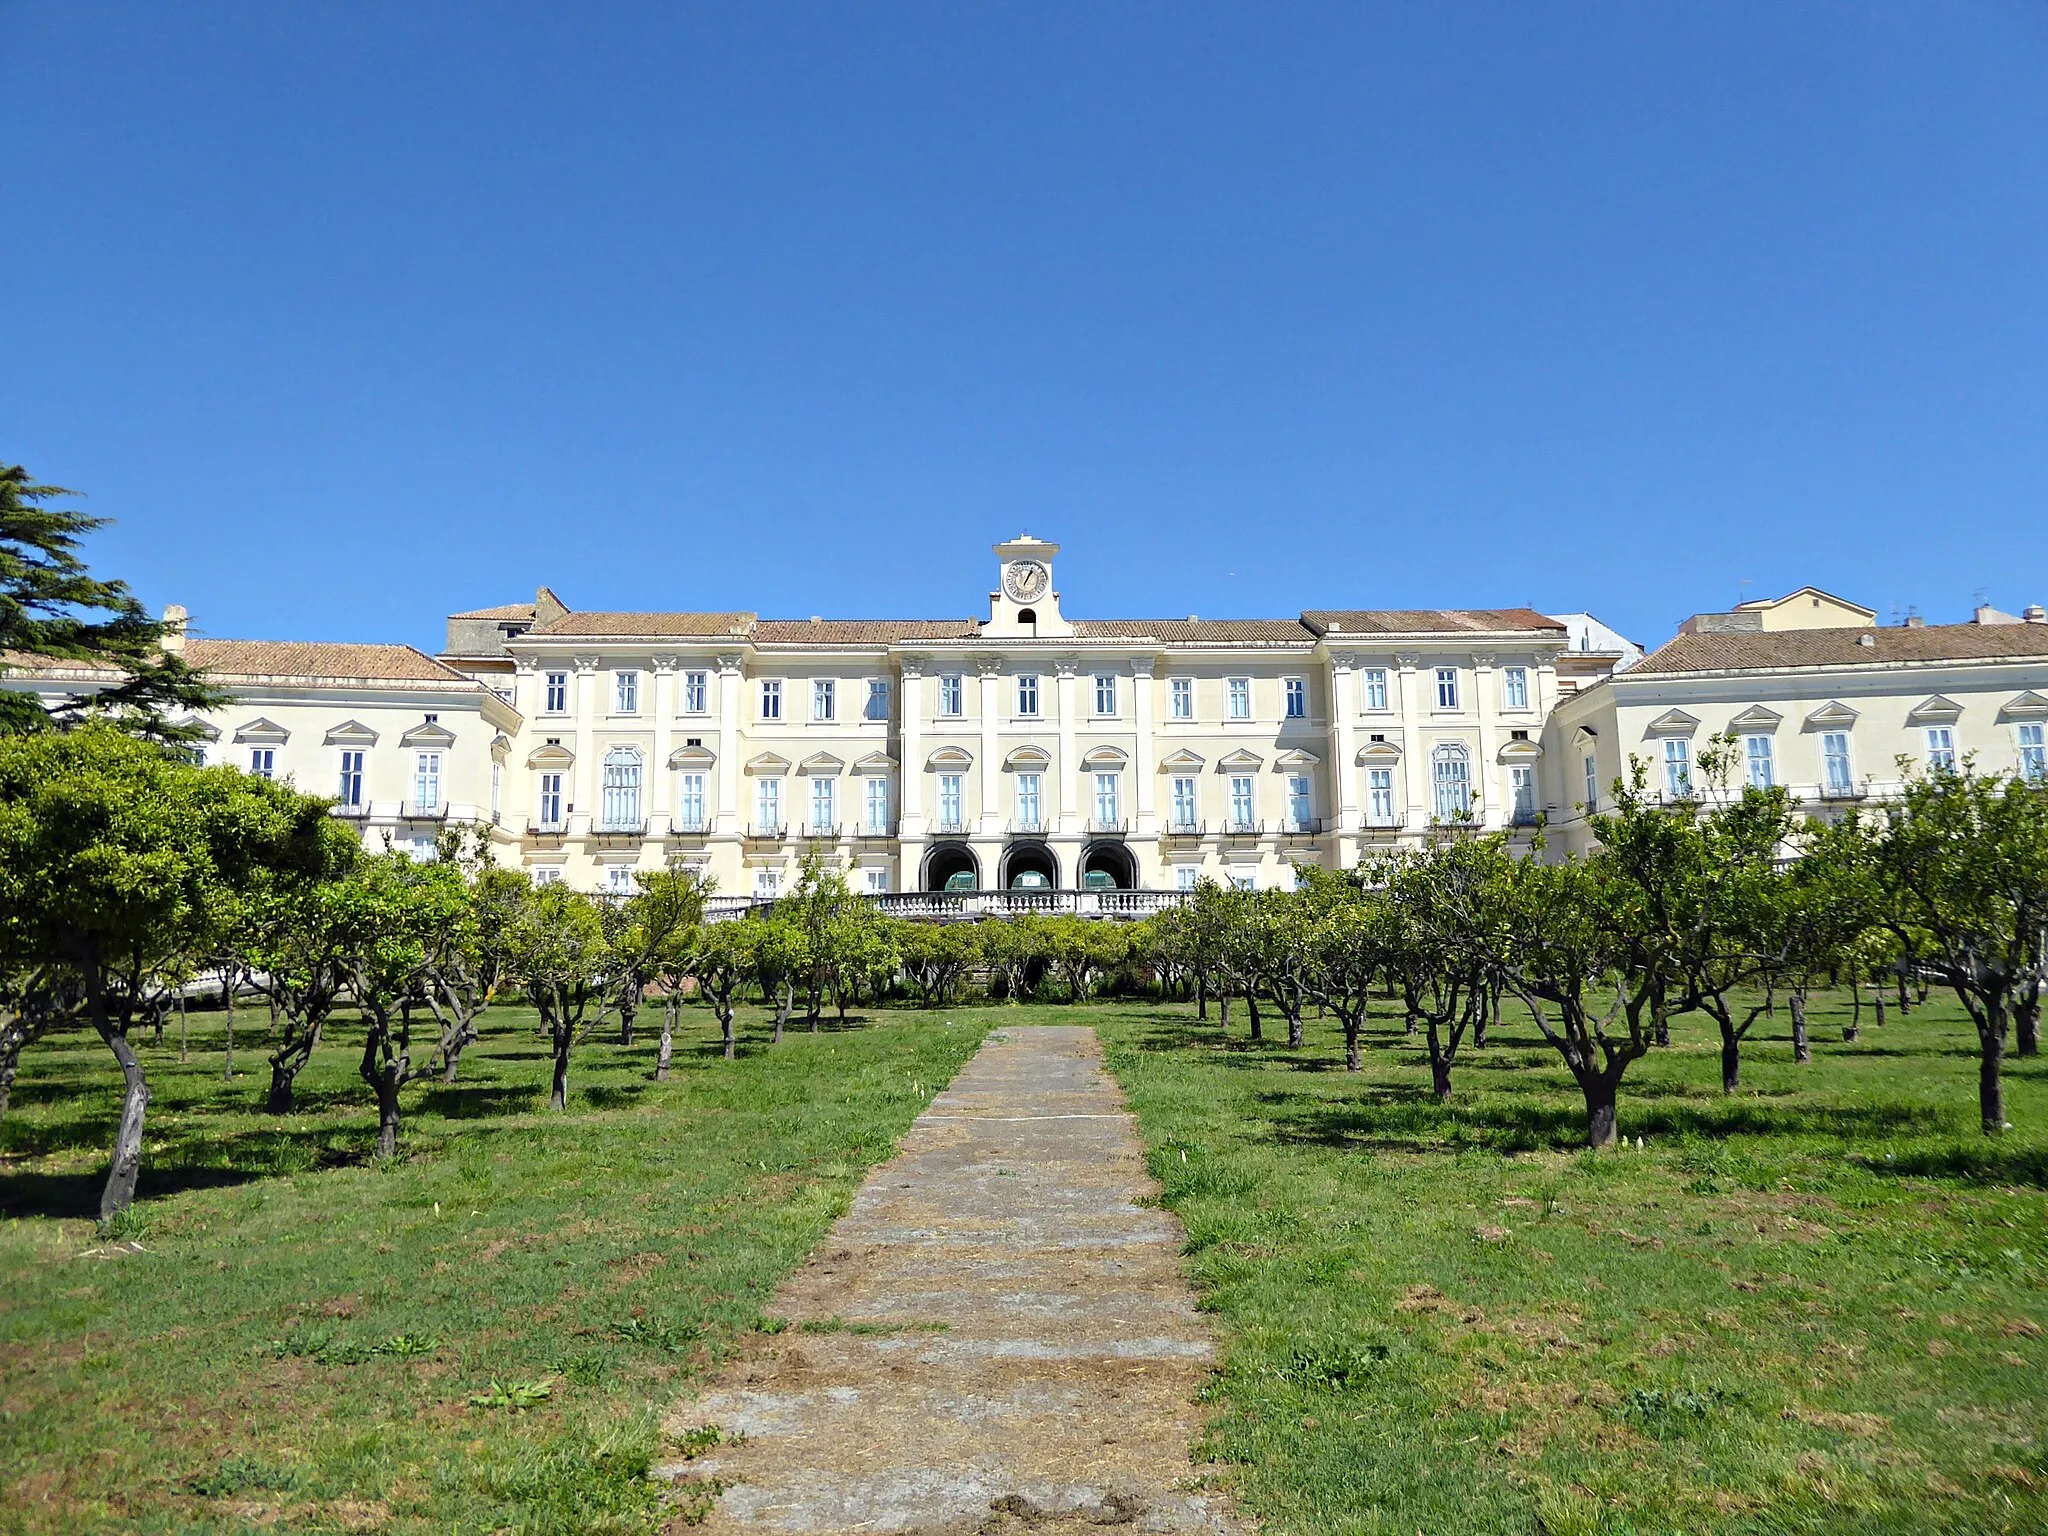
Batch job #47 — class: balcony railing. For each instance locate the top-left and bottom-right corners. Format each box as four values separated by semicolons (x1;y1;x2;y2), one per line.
696;888;1198;923
1280;816;1324;836
746;822;787;839
1221;818;1263;837
1361;814;1405;833
1160;818;1205;837
855;820;897;839
402;801;447;821
1086;818;1129;836
798;822;841;840
1008;819;1049;836
332;800;371;819
670;817;713;835
1816;778;1867;801
929;818;970;836
593;819;646;837
527;817;567;836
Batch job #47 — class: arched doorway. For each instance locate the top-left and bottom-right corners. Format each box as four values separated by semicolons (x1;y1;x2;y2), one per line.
921;842;981;893
1079;840;1137;889
1000;840;1059;890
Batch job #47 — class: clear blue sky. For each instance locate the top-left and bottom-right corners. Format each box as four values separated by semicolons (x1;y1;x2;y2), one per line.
5;3;2045;653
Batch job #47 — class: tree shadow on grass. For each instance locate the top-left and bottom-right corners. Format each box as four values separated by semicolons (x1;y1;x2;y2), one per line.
1854;1140;2048;1187
414;1083;547;1119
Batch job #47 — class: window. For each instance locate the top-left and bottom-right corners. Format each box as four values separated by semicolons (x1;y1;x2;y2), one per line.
1926;727;1956;772
413;751;442;810
1435;667;1460;710
248;747;275;780
863;776;890;832
1744;734;1775;790
601;747;642;828
1093;674;1117;715
683;670;708;713
809;777;835;833
756;776;782;830
1170;775;1197;830
1822;732;1854;794
1230;872;1256;893
760;679;782;720
1368;768;1395;825
677;773;706;829
1093;773;1121;826
1170;677;1193;719
1363;668;1389;712
1503;667;1529;711
863;868;889;895
606;866;635;896
1227;677;1251;720
1583;753;1599;812
1664;738;1692;799
538;772;563;827
1016;673;1039;716
530;865;563;887
614;670;639;714
491;761;502;817
2021;723;2047;782
1016;772;1042;829
938;673;964;716
813;679;835;721
1284;678;1306;718
755;867;780;898
865;679;890;721
1229;775;1256;830
1287;774;1312;829
338;750;365;808
545;671;568;713
1510;765;1536;824
1432;745;1472;821
1175;864;1200;891
937;773;964;828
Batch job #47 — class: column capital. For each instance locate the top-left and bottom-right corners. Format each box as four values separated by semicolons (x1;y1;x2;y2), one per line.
898;655;925;680
1130;655;1157;679
1054;656;1080;679
716;653;745;676
574;654;600;674
651;654;679;673
976;655;1003;679
1395;652;1421;671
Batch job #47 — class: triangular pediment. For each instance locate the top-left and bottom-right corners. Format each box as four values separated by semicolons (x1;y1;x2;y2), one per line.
526;742;575;769
399;720;458;748
926;745;974;770
1158;748;1206;771
1727;704;1783;732
798;751;845;775
852;750;899;773
1803;700;1860;730
1906;694;1963;724
1081;744;1129;768
1273;748;1322;769
1999;690;2048;720
1216;748;1264;771
668;743;716;769
232;716;289;745
173;714;221;742
746;751;792;775
1644;708;1701;736
1356;740;1403;765
323;719;379;747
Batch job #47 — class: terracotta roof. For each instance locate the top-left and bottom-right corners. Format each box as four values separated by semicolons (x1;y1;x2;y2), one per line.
1300;608;1567;636
1070;619;1314;643
753;619;982;644
449;601;538;621
1632;624;2048;676
184;639;477;683
532;611;757;638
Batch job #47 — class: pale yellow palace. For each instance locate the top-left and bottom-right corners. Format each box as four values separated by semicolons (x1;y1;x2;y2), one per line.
8;541;2046;907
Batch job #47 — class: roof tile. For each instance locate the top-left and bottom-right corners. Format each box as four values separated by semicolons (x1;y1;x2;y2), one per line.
1633;623;2048;675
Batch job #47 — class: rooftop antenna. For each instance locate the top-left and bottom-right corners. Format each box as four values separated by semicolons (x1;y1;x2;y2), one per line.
1737;577;1752;605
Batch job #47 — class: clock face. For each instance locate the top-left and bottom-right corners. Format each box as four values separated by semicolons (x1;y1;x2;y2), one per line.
1005;560;1050;603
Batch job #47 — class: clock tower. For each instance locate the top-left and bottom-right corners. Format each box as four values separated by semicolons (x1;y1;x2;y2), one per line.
987;535;1071;637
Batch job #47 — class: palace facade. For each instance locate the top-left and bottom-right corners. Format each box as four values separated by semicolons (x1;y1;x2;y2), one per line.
8;540;2046;902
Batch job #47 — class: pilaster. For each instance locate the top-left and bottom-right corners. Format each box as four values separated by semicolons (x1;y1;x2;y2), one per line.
715;654;743;835
1055;658;1080;836
1396;653;1424;829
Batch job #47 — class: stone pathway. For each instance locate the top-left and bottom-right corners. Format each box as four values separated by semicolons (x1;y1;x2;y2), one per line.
659;1025;1241;1535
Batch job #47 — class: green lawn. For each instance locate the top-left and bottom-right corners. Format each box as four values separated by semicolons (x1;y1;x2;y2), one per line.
0;1001;988;1535
1094;989;2048;1536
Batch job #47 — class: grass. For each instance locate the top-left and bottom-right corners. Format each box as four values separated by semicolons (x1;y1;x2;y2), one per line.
1093;988;2048;1535
0;999;989;1535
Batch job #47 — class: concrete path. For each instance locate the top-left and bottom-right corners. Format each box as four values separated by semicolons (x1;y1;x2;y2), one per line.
659;1026;1241;1536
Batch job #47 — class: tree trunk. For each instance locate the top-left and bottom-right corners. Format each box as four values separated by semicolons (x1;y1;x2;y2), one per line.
1653;995;1670;1048
96;1010;151;1222
1980;1028;2006;1136
1197;976;1208;1020
1790;993;1810;1064
1582;1076;1619;1149
221;970;235;1081
1431;1055;1453;1102
442;1036;465;1083
620;1004;635;1048
550;1029;571;1111
1343;1015;1362;1072
266;1060;297;1115
2015;988;2040;1058
1285;1002;1304;1050
1244;988;1262;1043
1720;1028;1740;1094
658;1000;677;1081
1218;990;1230;1030
0;1041;18;1118
1897;973;1910;1015
177;991;188;1063
774;981;790;1044
375;1073;402;1157
721;1003;737;1061
1873;992;1887;1028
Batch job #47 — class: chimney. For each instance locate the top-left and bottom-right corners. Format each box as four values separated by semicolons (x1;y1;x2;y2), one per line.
160;603;188;656
2027;604;2047;625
